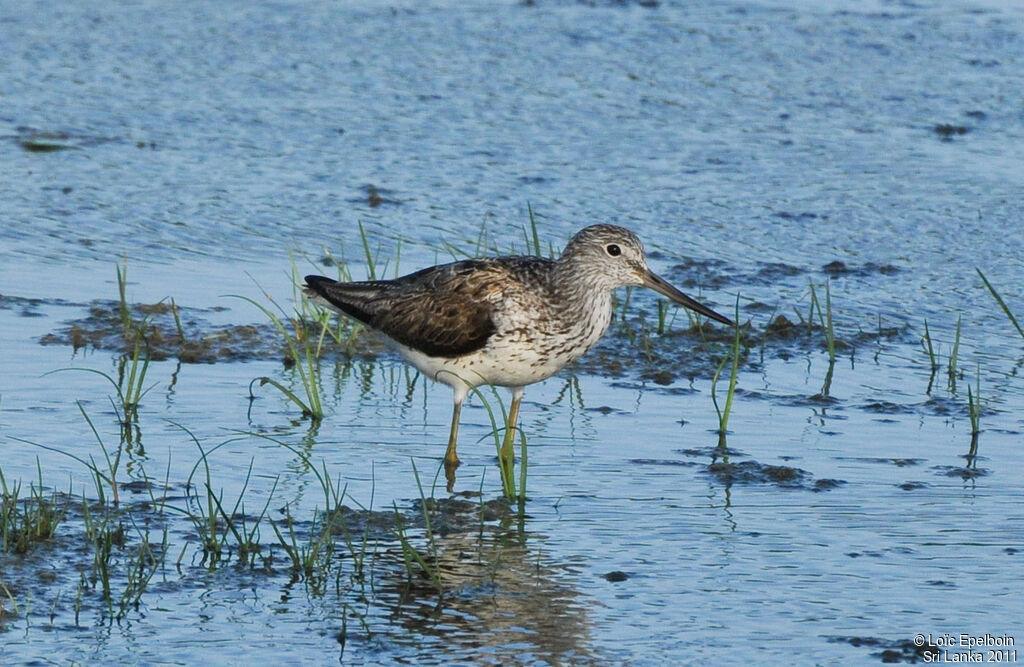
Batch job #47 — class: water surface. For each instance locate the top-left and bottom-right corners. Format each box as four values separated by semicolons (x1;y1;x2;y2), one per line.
2;0;1023;664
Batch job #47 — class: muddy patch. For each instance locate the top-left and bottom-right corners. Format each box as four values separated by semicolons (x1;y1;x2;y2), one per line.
38;298;391;364
934;465;989;480
642;448;845;491
32;276;911;397
861;401;916;414
821;260;901;278
40;299;284;362
702;460;845;491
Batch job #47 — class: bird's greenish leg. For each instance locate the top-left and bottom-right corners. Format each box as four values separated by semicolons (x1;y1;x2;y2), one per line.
444;398;463;492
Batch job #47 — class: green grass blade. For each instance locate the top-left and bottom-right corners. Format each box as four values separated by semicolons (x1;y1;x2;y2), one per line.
977;268;1024;340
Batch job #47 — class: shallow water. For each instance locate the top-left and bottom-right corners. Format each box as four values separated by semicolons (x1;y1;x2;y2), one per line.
3;0;1023;664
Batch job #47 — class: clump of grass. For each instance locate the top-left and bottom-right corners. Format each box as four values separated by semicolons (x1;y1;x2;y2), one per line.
13;404;124;505
210;465;276;568
7;421;170;618
0;463;68;555
115;517;167;619
270;504;335;592
80;500;125;616
46;330;154;450
117;337;152;442
392;461;443;594
78;499;165;620
947;315;962;393
656;299;671;335
234;285;325;421
392;502;443;594
977;268;1024;340
334;492;375;593
809;281;837;396
809;281;836;359
246;433;346;586
523;203;544;257
710;297;742;446
48;261;159;443
172;425;277;568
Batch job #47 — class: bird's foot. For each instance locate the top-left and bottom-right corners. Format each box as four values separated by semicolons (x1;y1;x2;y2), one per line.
444;455;460;493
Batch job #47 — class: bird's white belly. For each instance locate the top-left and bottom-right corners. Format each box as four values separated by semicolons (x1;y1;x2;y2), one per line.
398;342;568;389
397;299;612;390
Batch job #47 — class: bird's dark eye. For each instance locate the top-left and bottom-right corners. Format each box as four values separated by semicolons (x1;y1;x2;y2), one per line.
605;244;621;257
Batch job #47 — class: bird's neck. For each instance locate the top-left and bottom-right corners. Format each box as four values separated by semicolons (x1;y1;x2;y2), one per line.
550;257;615;336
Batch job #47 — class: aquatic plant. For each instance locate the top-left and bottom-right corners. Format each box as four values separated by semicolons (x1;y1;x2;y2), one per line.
921;319;939;394
116;259;132;338
967;367;981;439
470;386;527;500
270;503;336;590
80;499;124;614
45;262;159;449
121;530;165;616
809;280;836;359
235;289;326;421
947;315;962;393
174;425;276;568
394;463;443;593
711;297;743;445
246;433;347;585
0;462;67;555
977;268;1024;340
523;202;546;257
3;411;504;638
12;404;124;505
656;299;671;335
46;331;154;450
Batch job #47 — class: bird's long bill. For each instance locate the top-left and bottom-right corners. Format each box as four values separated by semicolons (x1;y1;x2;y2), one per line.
642;270;734;326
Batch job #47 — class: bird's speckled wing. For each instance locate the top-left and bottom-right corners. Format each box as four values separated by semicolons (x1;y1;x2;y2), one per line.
305;258;550;358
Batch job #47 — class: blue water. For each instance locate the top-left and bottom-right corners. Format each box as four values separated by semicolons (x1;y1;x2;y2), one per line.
2;0;1023;664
